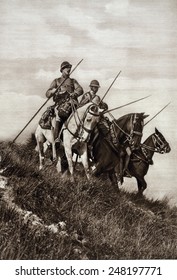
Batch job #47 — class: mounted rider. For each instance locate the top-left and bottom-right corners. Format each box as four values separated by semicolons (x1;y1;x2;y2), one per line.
45;61;83;140
80;80;119;151
80;79;132;177
79;79;108;109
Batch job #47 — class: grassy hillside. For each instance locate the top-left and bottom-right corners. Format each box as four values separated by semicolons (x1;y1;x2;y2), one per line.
0;138;177;260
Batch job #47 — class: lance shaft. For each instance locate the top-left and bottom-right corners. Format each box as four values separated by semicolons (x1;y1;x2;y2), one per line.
100;70;121;104
12;59;83;143
103;95;151;114
144;102;171;126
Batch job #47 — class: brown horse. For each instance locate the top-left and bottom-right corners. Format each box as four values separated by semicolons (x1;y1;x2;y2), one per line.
116;128;171;194
90;113;148;189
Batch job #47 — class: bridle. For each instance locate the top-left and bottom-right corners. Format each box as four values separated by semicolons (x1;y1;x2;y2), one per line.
113;113;143;147
65;102;99;141
141;133;169;154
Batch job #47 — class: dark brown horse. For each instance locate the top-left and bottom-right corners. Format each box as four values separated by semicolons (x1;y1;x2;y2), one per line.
116;128;171;194
90;113;148;189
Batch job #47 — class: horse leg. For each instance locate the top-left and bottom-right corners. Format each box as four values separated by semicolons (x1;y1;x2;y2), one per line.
119;156;124;185
51;128;57;162
80;144;90;179
108;170;119;192
136;177;147;195
37;141;45;170
44;128;56;162
43;141;49;153
56;157;62;173
35;127;46;170
91;162;102;177
64;145;75;182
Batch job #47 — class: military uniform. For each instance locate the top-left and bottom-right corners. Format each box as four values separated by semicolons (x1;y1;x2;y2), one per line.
79;80;108;110
80;91;99;106
45;61;83;139
47;76;83;121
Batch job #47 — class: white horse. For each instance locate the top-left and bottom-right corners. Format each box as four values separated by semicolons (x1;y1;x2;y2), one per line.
35;107;57;170
57;102;100;180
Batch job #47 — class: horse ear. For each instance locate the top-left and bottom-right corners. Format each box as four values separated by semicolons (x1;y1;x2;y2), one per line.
143;114;149;119
155;127;159;134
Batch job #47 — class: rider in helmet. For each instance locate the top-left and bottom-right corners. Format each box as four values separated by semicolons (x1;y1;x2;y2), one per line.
79;79;107;110
80;80;119;153
80;79;131;177
45;61;83;140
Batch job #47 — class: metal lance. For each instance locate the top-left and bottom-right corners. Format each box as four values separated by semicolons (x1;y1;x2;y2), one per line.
12;59;84;143
104;95;151;134
144;102;171;126
103;95;151;114
99;71;122;104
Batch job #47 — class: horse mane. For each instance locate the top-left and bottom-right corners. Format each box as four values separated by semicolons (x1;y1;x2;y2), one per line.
116;112;146;122
66;102;94;124
116;113;134;122
142;133;153;145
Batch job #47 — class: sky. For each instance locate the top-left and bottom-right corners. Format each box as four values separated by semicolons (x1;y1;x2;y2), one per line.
0;0;177;205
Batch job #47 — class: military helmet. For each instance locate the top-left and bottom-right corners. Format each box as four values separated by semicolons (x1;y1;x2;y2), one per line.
89;80;100;88
60;61;72;72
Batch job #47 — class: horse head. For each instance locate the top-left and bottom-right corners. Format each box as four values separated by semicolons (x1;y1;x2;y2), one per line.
79;104;100;142
117;112;148;151
152;128;171;154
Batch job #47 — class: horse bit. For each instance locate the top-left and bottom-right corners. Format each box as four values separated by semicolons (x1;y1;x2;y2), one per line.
141;133;168;154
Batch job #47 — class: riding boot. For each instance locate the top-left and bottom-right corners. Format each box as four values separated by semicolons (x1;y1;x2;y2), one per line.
54;120;63;141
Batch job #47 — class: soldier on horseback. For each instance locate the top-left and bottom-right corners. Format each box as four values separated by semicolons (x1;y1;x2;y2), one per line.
79;80;120;155
79;79;133;177
45;61;83;140
79;79;107;109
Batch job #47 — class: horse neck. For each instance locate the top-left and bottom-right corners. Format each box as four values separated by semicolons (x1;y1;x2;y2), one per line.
51;117;56;128
67;105;86;131
142;134;155;159
114;116;129;140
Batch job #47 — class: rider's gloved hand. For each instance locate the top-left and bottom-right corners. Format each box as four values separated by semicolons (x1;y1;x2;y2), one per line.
100;102;108;111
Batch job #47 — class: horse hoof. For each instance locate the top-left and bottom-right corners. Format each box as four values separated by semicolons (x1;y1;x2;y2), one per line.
137;191;144;196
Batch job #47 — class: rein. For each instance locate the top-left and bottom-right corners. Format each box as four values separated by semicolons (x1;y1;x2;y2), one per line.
141;134;167;154
65;103;99;141
112;113;142;144
131;131;169;165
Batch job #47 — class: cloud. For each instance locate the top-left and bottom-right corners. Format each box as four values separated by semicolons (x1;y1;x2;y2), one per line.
1;0;176;63
35;69;59;81
0;1;71;59
0;92;53;142
105;0;129;16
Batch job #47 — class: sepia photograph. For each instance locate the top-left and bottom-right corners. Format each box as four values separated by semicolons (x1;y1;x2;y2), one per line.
0;0;177;267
